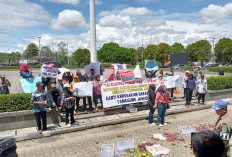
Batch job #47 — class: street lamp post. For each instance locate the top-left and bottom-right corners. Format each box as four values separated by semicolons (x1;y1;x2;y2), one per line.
89;0;97;63
141;39;146;62
38;36;41;57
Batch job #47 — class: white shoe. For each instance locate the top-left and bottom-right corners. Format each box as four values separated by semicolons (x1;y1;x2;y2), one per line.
163;123;168;126
66;124;71;127
158;124;164;127
48;107;52;111
72;122;79;125
149;122;155;125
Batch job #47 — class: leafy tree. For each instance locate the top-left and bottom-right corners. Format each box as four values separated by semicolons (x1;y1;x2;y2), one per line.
71;48;90;65
186;40;211;66
57;41;68;65
24;43;39;59
98;42;131;63
171;43;185;54
127;48;137;65
214;38;232;64
144;44;158;60
40;46;53;57
156;43;171;66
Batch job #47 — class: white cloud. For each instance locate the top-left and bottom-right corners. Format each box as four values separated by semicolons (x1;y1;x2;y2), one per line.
45;0;81;5
0;0;50;33
99;15;131;28
52;10;88;30
200;3;232;23
120;7;153;16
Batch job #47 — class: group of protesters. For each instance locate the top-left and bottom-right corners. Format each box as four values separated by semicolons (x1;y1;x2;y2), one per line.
19;63;105;134
147;65;208;126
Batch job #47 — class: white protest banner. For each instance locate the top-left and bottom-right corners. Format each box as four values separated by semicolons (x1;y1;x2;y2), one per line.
73;82;93;97
165;75;180;88
134;65;143;78
41;65;58;78
85;62;100;76
101;78;166;108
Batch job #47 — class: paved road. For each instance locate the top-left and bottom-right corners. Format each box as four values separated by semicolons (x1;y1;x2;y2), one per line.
0;68;219;94
16;106;232;157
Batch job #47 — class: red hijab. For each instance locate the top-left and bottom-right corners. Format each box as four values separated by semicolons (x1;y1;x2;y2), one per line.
20;64;29;76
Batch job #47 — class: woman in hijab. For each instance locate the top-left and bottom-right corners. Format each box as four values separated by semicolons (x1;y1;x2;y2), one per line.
70;76;81;113
148;84;156;124
154;85;170;127
20;64;33;78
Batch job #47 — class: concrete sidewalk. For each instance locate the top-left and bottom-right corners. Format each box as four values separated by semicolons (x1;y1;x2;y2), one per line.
1;98;231;142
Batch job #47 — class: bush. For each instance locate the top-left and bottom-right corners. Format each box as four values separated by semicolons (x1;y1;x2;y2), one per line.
1;66;20;69
0;93;33;112
209;67;232;73
184;66;192;71
207;76;232;90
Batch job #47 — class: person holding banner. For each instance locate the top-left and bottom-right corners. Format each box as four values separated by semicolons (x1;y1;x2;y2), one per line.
61;83;79;127
148;84;156;125
31;82;48;134
20;64;34;78
93;75;103;112
185;74;196;108
182;71;189;99
154;85;170;127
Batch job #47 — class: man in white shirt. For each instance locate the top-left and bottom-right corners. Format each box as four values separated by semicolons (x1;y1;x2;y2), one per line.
196;74;207;104
182;71;189;99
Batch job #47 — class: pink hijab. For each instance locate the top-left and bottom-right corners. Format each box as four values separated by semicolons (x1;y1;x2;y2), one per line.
20;64;29;76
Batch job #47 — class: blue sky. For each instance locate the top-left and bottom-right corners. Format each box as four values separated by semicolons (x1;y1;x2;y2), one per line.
0;0;232;53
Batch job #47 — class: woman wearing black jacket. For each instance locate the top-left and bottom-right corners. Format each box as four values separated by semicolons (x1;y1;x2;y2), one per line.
148;84;156;124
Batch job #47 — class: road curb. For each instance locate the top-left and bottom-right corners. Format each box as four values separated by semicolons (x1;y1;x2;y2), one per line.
12;102;223;142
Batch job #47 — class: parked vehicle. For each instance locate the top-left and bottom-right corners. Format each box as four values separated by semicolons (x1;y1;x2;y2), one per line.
202;63;219;70
172;64;186;69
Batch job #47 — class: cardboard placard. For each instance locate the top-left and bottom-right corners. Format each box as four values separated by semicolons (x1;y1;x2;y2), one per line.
41;65;58;78
20;77;42;93
73;82;93;97
120;71;135;82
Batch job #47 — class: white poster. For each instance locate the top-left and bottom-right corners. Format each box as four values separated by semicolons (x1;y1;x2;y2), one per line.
134;65;143;78
41;65;58;78
85;63;100;76
73;82;93;97
165;75;180;88
101;79;166;108
58;68;70;77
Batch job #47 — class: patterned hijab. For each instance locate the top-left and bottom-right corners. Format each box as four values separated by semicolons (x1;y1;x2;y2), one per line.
156;85;167;98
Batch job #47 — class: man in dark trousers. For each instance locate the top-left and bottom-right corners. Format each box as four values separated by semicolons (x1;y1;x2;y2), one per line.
31;82;48;134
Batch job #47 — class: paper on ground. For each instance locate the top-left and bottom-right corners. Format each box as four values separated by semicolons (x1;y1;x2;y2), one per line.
178;126;196;134
152;133;166;140
146;145;170;156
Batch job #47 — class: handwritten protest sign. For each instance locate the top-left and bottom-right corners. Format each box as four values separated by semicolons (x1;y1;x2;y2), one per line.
41;65;58;78
101;78;166;108
165;75;180;88
73;82;93;97
85;63;100;76
134;65;143;78
117;139;135;151
113;64;127;74
146;145;170;156
145;59;159;71
178;126;196;134
120;71;135;82
20;77;42;93
101;144;115;157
